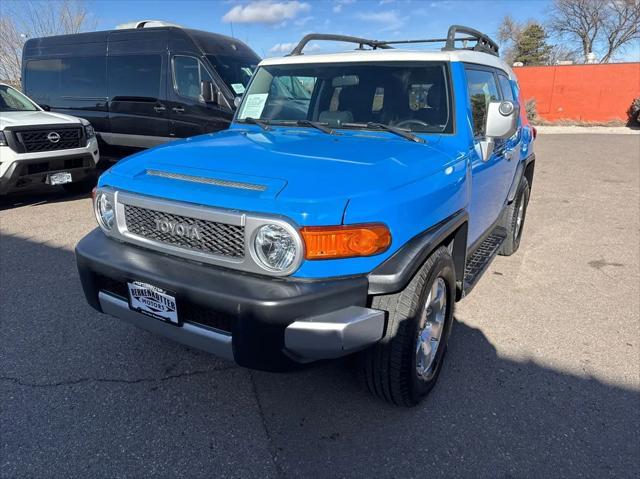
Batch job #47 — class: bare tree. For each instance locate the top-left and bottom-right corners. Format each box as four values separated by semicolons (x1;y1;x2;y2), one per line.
549;0;640;63
0;0;96;85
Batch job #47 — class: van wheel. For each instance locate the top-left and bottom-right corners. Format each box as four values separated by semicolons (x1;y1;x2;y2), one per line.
360;246;455;407
499;177;530;256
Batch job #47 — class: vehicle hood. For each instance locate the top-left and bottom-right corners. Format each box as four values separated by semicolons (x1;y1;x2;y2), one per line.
102;127;456;225
0;110;83;130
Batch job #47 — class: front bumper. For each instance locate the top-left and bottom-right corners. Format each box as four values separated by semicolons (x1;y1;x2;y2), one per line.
0;140;99;195
76;229;385;371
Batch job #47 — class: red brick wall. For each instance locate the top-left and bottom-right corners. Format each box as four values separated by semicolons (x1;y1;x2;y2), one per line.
514;63;640;122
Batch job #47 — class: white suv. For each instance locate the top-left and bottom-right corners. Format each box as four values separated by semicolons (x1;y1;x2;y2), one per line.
0;83;99;195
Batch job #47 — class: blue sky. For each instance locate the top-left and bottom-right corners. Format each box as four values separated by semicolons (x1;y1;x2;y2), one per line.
86;0;639;60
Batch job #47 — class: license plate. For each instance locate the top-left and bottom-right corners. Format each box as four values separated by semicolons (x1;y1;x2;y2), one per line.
48;172;73;185
127;281;178;324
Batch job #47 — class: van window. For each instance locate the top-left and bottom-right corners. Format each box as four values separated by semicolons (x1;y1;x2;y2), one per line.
465;68;500;137
497;74;515;102
25;57;106;106
172;56;214;101
108;55;162;100
206;55;256;95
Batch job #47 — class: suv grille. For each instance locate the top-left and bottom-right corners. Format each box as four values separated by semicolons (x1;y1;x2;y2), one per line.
18;127;84;152
123;204;245;258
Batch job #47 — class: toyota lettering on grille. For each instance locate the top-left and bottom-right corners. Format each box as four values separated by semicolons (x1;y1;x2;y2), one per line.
153;218;202;240
47;132;61;143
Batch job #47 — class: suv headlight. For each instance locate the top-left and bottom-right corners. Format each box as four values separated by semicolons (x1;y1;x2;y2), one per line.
84;124;96;139
94;190;114;231
254;224;298;272
0;131;7;146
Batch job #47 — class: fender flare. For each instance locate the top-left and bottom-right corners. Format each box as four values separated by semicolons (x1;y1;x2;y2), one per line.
368;210;468;295
507;154;536;203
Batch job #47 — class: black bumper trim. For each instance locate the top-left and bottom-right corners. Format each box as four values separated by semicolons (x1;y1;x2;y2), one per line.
0;154;96;195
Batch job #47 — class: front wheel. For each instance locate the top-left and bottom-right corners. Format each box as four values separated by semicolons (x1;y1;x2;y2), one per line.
360;246;456;407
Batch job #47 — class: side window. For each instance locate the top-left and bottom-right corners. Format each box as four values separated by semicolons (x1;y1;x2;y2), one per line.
108;55;162;100
465;68;500;137
498;74;515;102
269;76;314;100
25;57;106;106
173;56;214;101
372;87;384;112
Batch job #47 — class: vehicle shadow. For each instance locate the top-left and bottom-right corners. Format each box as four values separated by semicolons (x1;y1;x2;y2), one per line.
0;188;92;211
1;234;638;478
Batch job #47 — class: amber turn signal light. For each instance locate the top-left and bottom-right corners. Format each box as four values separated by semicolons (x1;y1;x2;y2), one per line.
301;224;391;260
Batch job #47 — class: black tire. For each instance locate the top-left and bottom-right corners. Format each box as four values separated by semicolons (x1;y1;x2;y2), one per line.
499;177;530;256
62;174;97;195
360;246;456;407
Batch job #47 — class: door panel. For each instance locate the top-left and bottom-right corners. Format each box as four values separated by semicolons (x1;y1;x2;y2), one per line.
107;54;169;146
167;55;232;139
465;66;513;245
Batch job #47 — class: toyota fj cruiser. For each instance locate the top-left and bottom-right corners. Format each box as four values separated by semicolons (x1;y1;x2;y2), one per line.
76;26;535;406
0;84;99;195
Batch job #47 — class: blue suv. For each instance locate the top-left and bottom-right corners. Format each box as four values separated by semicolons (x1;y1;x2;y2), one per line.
76;26;535;406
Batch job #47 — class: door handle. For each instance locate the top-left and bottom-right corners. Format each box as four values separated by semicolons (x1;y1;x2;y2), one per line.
504;149;514;161
172;107;185;113
153;105;166;113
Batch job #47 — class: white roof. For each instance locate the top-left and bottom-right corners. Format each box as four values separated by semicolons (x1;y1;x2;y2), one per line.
261;48;515;79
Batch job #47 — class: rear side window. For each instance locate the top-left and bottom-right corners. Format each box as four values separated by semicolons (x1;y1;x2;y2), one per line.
108;55;162;100
25;57;106;106
465;68;500;137
497;74;515;102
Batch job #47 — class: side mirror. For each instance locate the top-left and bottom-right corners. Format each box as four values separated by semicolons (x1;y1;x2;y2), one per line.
40;104;51;111
201;80;214;103
480;100;518;161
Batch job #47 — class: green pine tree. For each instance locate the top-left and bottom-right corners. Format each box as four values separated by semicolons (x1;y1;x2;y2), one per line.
514;24;553;65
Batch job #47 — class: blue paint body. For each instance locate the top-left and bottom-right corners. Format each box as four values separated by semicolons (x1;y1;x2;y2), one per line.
98;61;534;279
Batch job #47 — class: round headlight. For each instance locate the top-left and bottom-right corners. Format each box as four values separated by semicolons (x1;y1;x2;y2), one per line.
95;192;114;230
254;224;297;272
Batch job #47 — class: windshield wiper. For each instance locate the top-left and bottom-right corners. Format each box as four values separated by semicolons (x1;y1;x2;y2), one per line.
296;119;335;135
365;122;425;143
342;122;424;143
242;117;271;131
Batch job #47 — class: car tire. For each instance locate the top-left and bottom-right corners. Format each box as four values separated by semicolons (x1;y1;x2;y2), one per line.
360;246;456;407
62;175;96;195
499;177;530;256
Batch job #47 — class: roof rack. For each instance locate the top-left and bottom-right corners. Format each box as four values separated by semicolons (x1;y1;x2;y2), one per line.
287;33;393;56
287;25;499;57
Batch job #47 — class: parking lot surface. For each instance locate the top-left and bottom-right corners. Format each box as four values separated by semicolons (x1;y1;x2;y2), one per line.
1;134;639;478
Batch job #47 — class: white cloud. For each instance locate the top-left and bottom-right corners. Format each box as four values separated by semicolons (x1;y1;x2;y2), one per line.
356;10;405;31
333;0;355;13
294;15;314;26
269;42;320;54
223;1;311;24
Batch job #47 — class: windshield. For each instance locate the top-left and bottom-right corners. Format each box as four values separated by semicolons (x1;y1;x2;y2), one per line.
0;85;39;112
206;55;257;96
236;62;452;133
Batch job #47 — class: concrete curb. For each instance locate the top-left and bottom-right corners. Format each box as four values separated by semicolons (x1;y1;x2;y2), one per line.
534;125;640;135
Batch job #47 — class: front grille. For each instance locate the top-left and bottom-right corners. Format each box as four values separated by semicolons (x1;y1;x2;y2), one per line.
124;204;245;258
18;127;83;152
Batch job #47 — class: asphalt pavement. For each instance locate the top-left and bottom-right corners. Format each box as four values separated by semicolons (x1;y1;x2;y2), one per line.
1;134;639;478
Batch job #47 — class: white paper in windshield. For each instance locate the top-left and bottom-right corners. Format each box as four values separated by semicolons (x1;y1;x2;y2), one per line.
231;83;246;95
239;93;267;119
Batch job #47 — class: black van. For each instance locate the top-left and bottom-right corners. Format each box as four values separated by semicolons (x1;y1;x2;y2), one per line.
22;23;260;152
